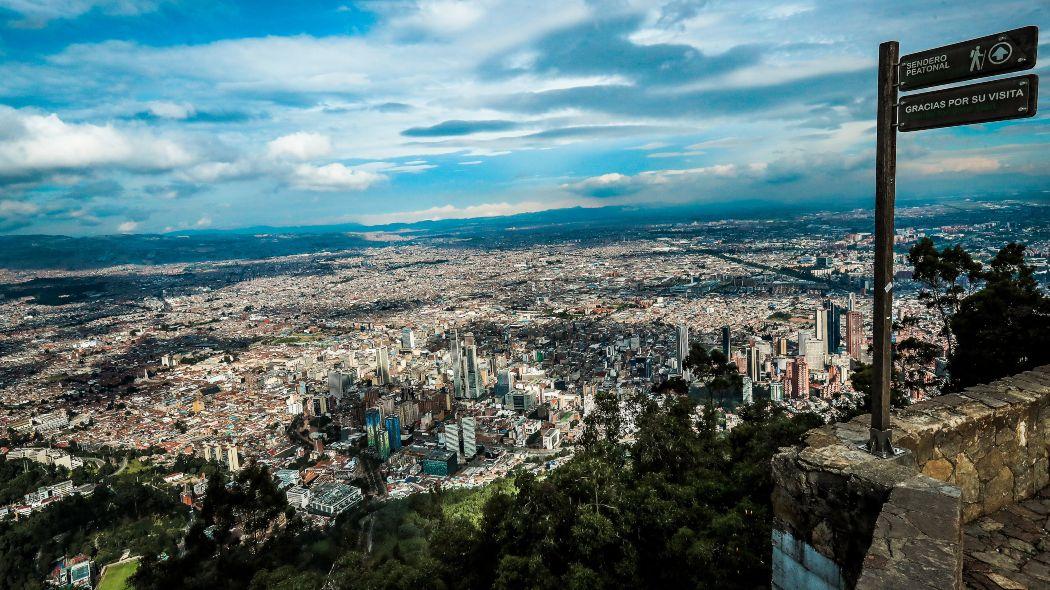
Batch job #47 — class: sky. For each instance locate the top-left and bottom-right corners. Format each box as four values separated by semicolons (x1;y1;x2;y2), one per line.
0;0;1047;235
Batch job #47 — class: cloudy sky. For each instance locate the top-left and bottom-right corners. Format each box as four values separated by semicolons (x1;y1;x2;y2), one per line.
0;0;1046;234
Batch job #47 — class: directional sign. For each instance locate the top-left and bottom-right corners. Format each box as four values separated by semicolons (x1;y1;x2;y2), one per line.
898;26;1038;91
898;74;1037;132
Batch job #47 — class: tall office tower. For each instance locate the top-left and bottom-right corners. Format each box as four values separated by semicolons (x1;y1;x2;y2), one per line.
365;408;381;448
798;331;810;356
225;445;241;472
827;303;842;353
774;336;788;356
814;307;828;355
846;311;864;359
804;341;825;370
463;333;482;399
792;358;810;399
460;416;477;459
385;414;402;452
451;331;465;398
676;324;690;374
378;428;391;460
847;292;856;312
328;371;351;398
444;421;461;462
401;327;415;351
742;376;753;405
376;347;391;385
721;325;732;358
746;344;761;382
496;368;514;406
770;381;784;402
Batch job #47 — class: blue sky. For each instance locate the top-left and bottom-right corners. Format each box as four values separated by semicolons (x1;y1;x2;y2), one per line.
0;0;1046;234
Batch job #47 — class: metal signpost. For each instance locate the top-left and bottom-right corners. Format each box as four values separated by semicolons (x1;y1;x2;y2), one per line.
867;27;1039;458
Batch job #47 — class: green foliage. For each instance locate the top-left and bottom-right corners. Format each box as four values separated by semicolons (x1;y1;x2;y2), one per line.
908;240;1050;391
0;478;185;590
949;243;1050;390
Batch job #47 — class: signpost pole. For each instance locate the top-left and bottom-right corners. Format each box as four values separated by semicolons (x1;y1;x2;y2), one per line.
869;40;898;458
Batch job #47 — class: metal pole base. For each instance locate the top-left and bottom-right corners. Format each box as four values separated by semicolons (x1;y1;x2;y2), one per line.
866;428;902;458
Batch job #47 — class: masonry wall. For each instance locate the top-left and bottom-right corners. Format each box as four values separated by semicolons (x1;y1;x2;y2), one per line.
772;365;1050;589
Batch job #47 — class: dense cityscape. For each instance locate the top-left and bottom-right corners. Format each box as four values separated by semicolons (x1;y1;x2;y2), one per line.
1;198;1046;588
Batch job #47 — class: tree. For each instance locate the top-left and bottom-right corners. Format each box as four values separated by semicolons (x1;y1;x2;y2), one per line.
949;243;1050;390
907;237;982;356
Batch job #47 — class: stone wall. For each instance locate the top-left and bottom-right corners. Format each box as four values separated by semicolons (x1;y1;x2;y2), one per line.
771;365;1050;589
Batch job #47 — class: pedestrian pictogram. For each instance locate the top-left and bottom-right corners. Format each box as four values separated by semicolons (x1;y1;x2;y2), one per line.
970;45;985;71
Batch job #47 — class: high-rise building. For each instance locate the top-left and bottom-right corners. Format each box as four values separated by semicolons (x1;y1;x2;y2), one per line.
742;376;753;405
774;336;788;356
378;427;391;460
365;408;381;449
328;371;351;398
827;303;842;354
444;421;461;462
225;444;241;472
460;416;477;459
463;333;482;399
385;414;401;452
496;368;514;406
814;307;828;355
770;381;784;402
401;327;415;351
721;325;732;358
746;343;761;382
798;331;810;356
792;359;810;399
376;347;391;385
846;310;863;359
451;331;465;398
676;324;689;375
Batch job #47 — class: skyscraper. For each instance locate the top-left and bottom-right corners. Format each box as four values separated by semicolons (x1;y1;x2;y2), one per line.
770;381;784;402
376;347;391;385
496;368;514;406
746;343;761;382
792;358;809;399
827;303;842;354
444;421;461;462
814;307;828;355
225;444;241;472
676;323;689;375
365;408;381;449
401;327;415;351
460;416;477;459
451;331;465;398
463;333;482;399
385;414;401;451
721;325;732;358
742;376;753;405
846;310;863;359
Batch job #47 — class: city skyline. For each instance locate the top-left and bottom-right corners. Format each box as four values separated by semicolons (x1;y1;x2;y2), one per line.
0;0;1047;235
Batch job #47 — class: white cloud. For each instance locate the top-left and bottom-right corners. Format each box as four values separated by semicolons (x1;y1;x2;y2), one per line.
901;156;1001;176
291;163;385;192
0;0;163;26
146;100;196;119
0;106;193;177
356;199;574;225
267;132;333;160
178;160;255;183
117;220;139;232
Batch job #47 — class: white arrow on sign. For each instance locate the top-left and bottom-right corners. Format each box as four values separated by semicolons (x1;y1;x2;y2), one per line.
989;41;1013;64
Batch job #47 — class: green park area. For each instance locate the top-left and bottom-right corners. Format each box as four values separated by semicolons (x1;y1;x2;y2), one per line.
98;559;139;590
